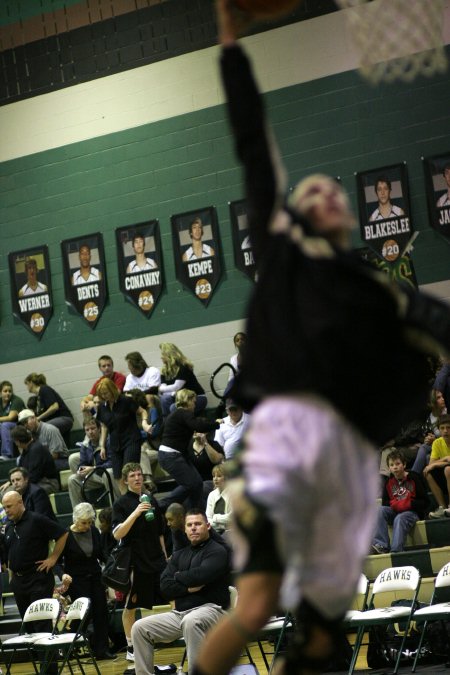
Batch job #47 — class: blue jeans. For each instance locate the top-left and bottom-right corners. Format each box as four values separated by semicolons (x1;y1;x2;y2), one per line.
0;421;16;457
373;506;419;552
411;443;431;474
157;451;203;510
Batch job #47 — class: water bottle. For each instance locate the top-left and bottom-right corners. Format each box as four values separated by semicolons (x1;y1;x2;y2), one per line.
140;493;155;521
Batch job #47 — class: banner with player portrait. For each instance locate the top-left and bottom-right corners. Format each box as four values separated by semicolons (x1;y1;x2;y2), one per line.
61;233;107;329
9;246;52;338
356;163;413;264
423;152;450;238
116;221;163;318
230;199;256;282
171;206;222;307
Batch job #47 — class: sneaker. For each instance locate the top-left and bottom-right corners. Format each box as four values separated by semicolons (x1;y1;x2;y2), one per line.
126;645;135;661
429;505;446;519
444;507;450;517
371;543;389;555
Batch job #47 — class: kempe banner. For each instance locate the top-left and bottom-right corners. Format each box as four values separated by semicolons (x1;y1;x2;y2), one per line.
61;233;107;329
423;152;450;238
229;199;256;282
9;246;52;338
356;163;413;264
116;221;163;318
171;206;222;307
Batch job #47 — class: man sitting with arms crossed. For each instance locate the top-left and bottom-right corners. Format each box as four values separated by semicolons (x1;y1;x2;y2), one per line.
130;509;231;675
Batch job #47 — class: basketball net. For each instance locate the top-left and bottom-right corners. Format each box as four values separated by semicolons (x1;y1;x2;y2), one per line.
335;0;448;84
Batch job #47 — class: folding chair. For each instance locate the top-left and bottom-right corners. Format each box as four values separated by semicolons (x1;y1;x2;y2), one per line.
2;597;61;674
33;596;101;675
411;561;450;672
255;613;293;673
344;573;371;621
347;565;421;675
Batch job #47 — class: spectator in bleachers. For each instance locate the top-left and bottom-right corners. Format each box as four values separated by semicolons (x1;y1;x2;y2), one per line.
158;343;207;416
0;381;25;459
10;425;59;494
158;389;220;511
98;506;115;558
96;378;150;491
80;354;126;414
67;417;119;508
18;408;69;472
434;357;450;410
127;389;163;484
206;464;232;536
8;466;56;520
424;414;450;518
372;449;428;554
123;351;161;394
411;389;447;474
165;502;188;553
228;331;246;382
188;431;224;499
24;373;73;436
61;502;116;660
215;399;250;460
111;462;166;664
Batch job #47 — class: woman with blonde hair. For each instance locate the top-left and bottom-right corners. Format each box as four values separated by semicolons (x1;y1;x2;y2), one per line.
158;343;207;416
158;389;220;509
24;372;73;435
96;378;150;486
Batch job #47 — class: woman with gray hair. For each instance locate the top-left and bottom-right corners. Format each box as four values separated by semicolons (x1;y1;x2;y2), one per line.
60;502;116;660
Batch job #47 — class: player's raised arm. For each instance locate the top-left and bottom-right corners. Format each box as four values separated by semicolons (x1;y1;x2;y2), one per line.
217;0;286;261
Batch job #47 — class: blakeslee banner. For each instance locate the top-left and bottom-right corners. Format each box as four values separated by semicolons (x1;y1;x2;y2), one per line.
229;198;256;282
116;221;163;318
423;152;450;237
356;163;414;264
61;233;107;329
171;206;222;307
9;246;53;338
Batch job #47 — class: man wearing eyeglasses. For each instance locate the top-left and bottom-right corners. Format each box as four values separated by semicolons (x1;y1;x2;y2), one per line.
1;491;68;631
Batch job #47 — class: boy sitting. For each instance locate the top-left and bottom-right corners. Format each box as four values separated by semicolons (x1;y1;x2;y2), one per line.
372;449;428;553
424;414;450;518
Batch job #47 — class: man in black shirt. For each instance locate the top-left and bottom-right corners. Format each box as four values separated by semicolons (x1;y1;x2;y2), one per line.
10;425;59;494
9;467;56;520
112;462;167;663
131;510;230;675
1;491;67;630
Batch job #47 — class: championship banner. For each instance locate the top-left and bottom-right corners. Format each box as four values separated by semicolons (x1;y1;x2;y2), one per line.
171;206;222;307
61;233;107;329
423;152;450;238
116;221;163;318
9;246;52;338
229;199;256;282
357;246;417;290
356;163;413;264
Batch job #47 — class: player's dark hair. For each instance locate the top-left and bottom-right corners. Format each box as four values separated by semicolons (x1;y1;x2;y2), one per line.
374;176;392;192
386;448;406;466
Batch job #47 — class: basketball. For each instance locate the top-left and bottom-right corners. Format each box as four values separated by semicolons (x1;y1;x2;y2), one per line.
232;0;301;20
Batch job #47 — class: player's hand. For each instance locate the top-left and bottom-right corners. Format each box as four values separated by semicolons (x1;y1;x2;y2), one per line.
36;557;55;573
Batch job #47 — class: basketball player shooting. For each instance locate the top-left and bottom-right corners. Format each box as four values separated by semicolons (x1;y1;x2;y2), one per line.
194;2;450;674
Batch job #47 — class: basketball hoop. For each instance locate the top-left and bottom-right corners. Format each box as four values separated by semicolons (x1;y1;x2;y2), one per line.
335;0;448;84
